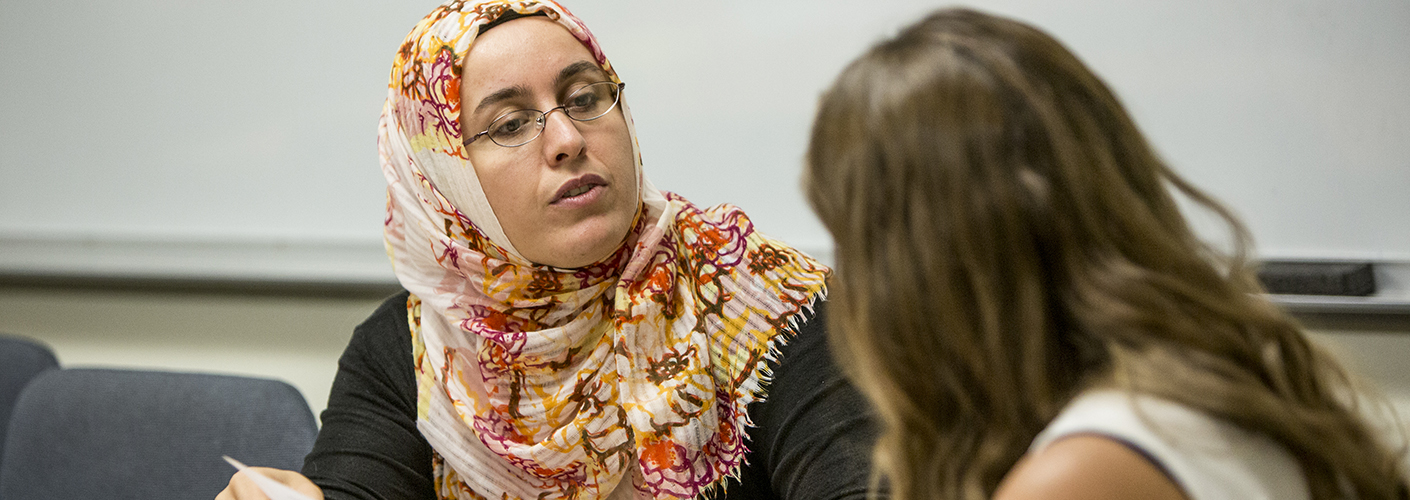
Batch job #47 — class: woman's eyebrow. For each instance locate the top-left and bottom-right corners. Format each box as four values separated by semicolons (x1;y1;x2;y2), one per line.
554;60;604;88
470;61;602;116
473;84;531;116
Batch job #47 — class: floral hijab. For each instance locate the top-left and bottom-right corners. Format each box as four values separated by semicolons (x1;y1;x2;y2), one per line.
377;1;829;498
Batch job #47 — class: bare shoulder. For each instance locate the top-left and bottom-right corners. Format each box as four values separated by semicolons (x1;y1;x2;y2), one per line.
993;434;1188;500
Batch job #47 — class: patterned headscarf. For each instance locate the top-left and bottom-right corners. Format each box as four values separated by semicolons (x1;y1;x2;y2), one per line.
378;1;829;498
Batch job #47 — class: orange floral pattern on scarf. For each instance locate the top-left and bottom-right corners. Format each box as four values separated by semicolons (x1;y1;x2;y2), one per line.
406;194;828;499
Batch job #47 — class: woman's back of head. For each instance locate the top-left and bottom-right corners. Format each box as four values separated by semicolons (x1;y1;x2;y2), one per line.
806;7;1407;500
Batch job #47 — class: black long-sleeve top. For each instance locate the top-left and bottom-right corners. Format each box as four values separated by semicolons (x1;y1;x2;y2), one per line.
303;291;877;499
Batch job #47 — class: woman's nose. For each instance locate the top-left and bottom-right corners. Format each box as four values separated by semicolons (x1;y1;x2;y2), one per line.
539;109;586;166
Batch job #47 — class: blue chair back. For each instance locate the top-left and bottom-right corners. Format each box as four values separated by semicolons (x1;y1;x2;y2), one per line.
0;368;317;500
0;333;59;471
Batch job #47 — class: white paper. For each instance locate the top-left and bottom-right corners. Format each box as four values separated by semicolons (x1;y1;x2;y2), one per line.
222;456;317;500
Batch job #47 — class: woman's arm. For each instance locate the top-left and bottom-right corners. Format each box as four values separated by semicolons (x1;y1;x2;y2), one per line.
214;291;432;500
301;291;437;500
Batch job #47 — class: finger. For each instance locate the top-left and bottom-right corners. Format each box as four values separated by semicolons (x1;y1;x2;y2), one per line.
245;467;324;500
221;471;271;500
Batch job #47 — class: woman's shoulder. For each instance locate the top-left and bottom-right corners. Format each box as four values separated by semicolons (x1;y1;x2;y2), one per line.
996;433;1186;500
785;298;828;346
358;289;414;332
740;299;877;500
339;289;416;378
351;289;413;342
1015;389;1309;500
325;288;419;416
764;300;835;392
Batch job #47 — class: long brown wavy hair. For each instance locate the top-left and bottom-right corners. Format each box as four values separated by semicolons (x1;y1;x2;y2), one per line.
804;8;1406;500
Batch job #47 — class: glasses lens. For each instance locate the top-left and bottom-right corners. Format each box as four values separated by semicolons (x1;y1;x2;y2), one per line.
564;82;620;122
488;109;542;147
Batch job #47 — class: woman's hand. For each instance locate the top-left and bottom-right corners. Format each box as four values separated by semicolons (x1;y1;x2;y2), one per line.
214;467;324;500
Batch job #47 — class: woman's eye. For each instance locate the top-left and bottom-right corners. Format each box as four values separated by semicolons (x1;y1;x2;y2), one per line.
494;116;528;135
568;91;599;111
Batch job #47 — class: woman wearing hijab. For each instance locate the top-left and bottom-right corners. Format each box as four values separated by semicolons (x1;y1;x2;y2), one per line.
218;1;874;499
805;8;1407;500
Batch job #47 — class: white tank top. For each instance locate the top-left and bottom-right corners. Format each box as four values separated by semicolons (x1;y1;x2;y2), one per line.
1029;390;1310;500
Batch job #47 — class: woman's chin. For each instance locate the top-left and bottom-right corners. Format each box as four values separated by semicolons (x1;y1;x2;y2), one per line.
524;219;633;269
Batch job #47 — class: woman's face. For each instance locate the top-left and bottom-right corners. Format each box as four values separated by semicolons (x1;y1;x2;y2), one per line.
455;17;637;268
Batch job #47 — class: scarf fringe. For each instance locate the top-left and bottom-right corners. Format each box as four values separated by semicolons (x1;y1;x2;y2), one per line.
698;285;829;500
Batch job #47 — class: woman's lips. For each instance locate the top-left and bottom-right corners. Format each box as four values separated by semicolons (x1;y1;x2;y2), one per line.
552;174;608;206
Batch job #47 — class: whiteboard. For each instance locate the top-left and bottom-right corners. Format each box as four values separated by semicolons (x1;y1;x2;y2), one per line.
3;0;1408;283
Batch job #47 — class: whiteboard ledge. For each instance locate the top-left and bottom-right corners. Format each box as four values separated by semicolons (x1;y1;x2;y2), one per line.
0;236;397;286
7;236;1407;317
1269;295;1410;315
1265;261;1410;316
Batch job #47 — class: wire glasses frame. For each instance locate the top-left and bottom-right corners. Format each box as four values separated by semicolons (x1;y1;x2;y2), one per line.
463;81;626;148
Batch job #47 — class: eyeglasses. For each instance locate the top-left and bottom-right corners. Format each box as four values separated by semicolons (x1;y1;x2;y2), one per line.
463;81;626;148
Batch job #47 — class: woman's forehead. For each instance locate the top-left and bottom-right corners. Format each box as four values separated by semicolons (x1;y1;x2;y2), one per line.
461;17;601;85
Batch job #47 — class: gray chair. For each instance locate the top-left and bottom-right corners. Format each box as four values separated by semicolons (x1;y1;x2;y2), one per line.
0;368;318;500
0;333;59;471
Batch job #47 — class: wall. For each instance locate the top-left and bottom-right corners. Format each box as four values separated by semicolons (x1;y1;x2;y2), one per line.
0;286;380;415
3;0;1408;283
